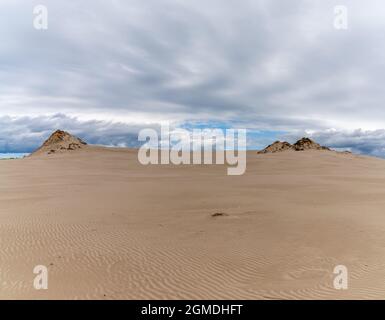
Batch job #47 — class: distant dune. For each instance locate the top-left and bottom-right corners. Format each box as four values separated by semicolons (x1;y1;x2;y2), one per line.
31;130;87;156
1;133;385;299
258;137;330;154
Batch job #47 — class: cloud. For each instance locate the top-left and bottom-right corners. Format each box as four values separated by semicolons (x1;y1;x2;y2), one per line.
1;1;385;154
0;114;280;153
282;129;385;157
0;114;159;152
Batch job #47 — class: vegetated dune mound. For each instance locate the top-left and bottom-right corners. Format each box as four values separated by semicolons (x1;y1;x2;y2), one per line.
31;130;87;156
258;137;330;154
293;137;330;151
257;141;294;154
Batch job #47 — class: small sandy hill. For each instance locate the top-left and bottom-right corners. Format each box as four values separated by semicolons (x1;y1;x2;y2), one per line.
258;141;293;154
292;137;330;151
258;137;330;154
31;130;87;156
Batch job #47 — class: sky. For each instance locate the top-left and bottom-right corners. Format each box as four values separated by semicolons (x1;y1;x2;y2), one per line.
2;0;385;156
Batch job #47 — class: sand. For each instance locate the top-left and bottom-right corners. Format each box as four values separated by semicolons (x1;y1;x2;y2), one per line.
1;147;385;299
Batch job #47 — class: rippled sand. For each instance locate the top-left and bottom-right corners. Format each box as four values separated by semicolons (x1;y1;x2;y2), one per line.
1;147;385;299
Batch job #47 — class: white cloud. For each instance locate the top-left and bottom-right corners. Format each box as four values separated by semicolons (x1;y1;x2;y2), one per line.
1;1;385;153
0;114;159;152
283;129;385;157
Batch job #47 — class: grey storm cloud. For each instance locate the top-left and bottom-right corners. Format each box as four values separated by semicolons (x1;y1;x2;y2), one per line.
1;0;385;153
282;129;385;157
0;114;158;153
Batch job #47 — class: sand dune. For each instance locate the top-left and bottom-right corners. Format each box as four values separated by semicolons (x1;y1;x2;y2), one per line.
1;146;385;299
31;130;87;156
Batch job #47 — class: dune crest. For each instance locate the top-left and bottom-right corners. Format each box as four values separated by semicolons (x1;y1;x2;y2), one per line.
31;130;87;156
293;137;330;151
258;137;330;154
257;141;294;154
